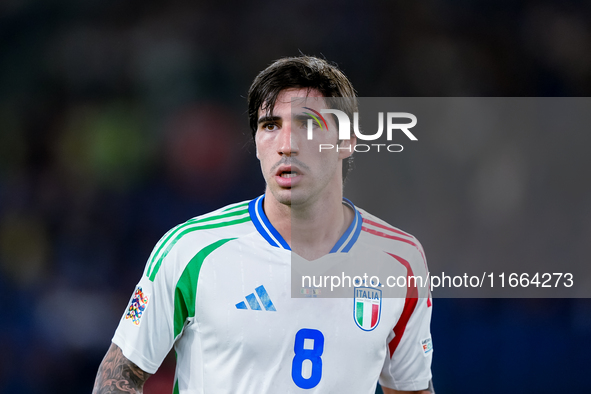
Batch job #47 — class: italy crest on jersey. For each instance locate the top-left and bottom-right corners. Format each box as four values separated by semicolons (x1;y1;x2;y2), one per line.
353;286;381;331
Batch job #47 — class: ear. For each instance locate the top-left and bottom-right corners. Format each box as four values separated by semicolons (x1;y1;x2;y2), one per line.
337;135;356;159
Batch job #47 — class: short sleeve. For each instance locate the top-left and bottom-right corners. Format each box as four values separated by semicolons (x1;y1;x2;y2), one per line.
112;242;178;374
379;246;433;391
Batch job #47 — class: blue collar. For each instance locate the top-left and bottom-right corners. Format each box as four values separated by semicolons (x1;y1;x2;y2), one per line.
248;195;362;253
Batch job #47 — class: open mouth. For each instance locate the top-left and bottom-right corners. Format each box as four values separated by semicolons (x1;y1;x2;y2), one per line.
280;171;298;178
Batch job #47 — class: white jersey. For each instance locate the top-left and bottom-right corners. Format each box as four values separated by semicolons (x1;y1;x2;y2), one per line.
113;195;433;393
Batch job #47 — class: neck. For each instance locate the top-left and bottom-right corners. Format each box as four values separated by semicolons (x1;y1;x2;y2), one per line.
263;188;355;261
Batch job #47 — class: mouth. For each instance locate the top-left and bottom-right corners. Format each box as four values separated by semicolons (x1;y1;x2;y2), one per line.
275;164;302;177
279;170;299;178
274;165;303;187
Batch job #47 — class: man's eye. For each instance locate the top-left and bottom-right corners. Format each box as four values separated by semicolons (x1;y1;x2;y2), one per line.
262;123;278;131
293;118;315;130
306;118;323;129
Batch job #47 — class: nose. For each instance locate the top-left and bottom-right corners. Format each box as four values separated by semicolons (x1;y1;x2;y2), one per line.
278;121;299;156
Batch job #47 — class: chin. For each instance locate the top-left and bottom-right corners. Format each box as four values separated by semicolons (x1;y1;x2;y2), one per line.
271;189;313;208
280;191;312;208
267;182;314;208
267;188;292;206
275;195;293;206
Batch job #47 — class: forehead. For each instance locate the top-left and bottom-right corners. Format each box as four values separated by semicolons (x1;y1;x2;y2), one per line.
258;88;327;117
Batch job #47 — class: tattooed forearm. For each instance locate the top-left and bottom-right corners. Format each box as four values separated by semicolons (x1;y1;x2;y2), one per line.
93;343;151;394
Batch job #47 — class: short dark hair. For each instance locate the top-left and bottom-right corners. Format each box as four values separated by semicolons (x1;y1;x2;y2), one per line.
247;56;358;181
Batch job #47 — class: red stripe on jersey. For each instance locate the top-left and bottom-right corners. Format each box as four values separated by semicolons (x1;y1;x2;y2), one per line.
362;218;413;238
361;226;421;254
386;253;419;358
371;304;379;328
362;225;432;308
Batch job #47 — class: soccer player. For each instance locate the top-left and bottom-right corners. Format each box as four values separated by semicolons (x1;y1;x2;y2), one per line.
93;56;434;394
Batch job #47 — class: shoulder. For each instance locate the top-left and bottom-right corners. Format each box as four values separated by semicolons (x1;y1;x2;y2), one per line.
170;199;254;243
356;207;427;264
144;199;255;281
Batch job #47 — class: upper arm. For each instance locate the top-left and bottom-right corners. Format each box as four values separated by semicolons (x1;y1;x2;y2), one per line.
111;232;184;374
379;246;433;391
95;229;184;392
93;342;152;394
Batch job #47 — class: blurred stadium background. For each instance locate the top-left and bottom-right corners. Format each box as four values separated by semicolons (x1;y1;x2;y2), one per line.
1;1;590;393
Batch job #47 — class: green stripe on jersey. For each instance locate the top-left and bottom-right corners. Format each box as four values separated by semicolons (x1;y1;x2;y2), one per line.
188;207;249;224
173;238;235;338
146;226;176;263
356;302;364;326
222;201;249;212
146;209;249;280
148;214;249;281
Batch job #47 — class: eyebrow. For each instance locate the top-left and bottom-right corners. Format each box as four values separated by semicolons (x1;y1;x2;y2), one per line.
292;113;314;122
257;115;282;125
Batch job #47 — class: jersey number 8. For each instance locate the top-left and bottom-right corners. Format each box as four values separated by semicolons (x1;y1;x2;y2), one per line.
291;328;325;389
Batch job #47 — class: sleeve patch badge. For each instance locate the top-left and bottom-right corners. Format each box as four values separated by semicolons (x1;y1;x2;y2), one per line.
421;336;433;356
125;286;149;326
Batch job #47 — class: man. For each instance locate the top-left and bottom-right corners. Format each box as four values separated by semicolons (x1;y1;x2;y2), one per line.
93;56;433;393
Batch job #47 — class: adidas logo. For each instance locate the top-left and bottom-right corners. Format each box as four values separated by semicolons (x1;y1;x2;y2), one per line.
236;285;276;311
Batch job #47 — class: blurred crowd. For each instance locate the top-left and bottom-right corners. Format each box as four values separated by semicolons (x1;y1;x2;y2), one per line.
1;1;590;393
